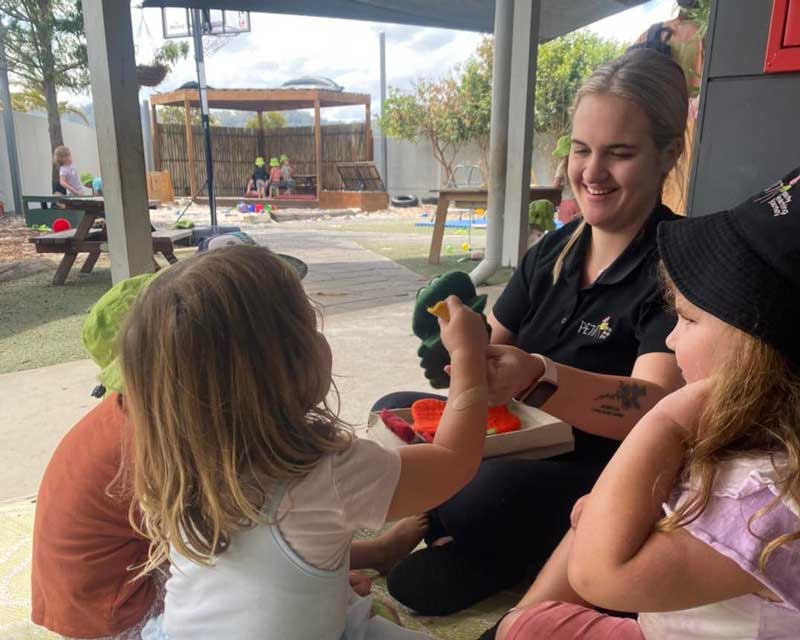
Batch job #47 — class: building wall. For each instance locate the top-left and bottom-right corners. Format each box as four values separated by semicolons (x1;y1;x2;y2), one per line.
0;112;101;212
373;124;559;199
688;0;800;216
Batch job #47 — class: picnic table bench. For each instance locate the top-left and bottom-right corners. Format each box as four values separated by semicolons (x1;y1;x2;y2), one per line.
27;196;190;285
427;187;562;264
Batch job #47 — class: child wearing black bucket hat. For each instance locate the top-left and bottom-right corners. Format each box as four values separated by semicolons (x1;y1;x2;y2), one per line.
487;168;800;640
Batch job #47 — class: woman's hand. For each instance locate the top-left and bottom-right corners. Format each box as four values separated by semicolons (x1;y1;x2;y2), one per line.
486;345;545;406
438;296;488;361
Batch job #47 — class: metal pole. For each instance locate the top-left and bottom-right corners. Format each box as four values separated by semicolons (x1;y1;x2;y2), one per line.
379;31;388;189
191;9;216;228
0;21;23;215
470;0;513;285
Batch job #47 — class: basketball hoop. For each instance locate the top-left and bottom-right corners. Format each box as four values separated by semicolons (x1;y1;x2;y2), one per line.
161;8;250;39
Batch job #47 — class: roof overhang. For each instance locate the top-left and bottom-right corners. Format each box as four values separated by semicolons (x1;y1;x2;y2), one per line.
149;88;370;111
140;1;650;40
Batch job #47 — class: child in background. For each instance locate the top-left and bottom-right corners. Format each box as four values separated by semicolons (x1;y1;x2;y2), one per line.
54;145;90;196
280;153;295;194
126;245;489;639
245;157;268;198
268;156;283;197
489;167;800;639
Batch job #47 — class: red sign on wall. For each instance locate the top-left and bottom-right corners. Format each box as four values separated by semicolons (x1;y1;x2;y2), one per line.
765;0;800;72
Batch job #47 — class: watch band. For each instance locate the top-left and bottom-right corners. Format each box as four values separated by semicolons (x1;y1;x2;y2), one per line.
513;354;559;408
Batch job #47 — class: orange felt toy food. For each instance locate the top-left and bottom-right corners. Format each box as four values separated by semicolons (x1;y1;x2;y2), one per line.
409;398;521;437
426;301;450;322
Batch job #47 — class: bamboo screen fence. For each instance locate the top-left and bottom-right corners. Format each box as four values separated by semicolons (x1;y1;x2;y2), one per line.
155;123;368;197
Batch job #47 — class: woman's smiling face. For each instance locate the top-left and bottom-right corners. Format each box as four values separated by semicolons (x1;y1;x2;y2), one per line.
568;93;677;233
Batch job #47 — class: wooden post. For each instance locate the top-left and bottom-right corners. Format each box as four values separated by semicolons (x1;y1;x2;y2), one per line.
314;98;322;197
151;103;161;171
184;97;197;196
81;0;154;283
257;109;264;159
365;99;373;161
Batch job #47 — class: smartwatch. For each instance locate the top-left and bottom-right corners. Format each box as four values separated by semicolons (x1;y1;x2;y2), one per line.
513;354;558;408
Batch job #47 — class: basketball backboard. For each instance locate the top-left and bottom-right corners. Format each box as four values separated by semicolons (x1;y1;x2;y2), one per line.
161;8;250;38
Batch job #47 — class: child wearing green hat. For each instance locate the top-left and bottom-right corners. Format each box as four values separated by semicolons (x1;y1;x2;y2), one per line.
246;157;268;198
280;153;295;195
268;156;282;198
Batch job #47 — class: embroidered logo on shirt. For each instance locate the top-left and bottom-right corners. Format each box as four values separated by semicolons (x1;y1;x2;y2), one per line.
754;174;800;216
578;316;613;340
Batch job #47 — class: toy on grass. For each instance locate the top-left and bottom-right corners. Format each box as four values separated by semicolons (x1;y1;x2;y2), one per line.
413;271;489;389
409;398;521;438
461;242;471;252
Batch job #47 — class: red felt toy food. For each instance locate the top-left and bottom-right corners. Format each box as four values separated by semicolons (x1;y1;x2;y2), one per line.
409;399;521;437
380;409;417;443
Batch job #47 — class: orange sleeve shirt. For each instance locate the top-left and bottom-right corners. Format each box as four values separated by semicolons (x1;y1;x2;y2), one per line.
31;394;154;637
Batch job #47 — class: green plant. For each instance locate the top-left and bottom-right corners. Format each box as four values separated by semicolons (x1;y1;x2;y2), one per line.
244;112;288;129
681;0;712;39
152;41;190;68
528;199;555;231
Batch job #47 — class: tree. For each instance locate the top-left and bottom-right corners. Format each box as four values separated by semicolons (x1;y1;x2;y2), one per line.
157;106;220;127
0;0;88;181
379;74;466;187
244;112;288;129
1;89;88;125
459;36;493;183
533;31;626;137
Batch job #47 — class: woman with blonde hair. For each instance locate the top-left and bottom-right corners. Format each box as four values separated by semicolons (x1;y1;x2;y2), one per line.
382;48;690;615
121;245;491;639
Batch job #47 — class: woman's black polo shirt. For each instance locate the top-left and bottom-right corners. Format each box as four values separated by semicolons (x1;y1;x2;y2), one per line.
493;204;679;455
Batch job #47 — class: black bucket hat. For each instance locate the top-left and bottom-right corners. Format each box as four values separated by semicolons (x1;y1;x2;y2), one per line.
657;166;800;367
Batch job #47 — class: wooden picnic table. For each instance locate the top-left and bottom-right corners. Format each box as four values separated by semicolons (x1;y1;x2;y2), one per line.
28;196;190;285
427;187;562;264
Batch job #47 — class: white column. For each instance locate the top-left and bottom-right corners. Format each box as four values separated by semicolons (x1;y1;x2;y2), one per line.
82;0;153;283
501;0;541;267
469;0;514;285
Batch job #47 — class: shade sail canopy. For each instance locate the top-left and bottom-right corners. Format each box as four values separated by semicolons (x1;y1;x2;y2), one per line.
149;87;370;111
140;0;649;39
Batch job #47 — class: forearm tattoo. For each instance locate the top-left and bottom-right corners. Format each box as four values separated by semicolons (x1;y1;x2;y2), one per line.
592;382;647;418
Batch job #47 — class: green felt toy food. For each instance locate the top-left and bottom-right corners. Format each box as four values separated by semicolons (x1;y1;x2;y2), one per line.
412;271;489;389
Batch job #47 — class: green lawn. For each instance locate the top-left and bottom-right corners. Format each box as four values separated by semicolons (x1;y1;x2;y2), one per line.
0;268;113;374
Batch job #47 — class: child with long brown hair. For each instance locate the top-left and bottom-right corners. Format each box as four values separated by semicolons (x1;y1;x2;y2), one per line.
120;245;488;639
487;167;800;639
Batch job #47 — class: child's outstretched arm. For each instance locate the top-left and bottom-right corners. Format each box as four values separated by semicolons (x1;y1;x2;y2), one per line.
568;381;767;612
386;296;488;521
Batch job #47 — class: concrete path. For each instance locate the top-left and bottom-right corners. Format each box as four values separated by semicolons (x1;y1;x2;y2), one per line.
0;229;504;501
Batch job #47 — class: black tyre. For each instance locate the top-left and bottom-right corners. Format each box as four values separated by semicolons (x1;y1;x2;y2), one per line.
391;194;419;208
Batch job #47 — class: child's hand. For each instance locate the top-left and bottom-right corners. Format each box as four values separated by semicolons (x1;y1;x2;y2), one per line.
348;570;372;596
486;345;545;406
570;494;590;530
438;296;488;361
652;379;713;442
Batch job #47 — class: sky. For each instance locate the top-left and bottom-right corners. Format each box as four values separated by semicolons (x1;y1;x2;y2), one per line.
75;0;677;122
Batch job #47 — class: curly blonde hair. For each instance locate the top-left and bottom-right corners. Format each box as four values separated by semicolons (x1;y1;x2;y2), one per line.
52;145;72;167
119;246;351;574
658;267;800;570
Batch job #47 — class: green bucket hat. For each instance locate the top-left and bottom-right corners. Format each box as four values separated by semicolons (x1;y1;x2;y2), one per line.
81;272;156;393
279;154;289;163
553;134;571;159
269;157;280;167
254;156;266;167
